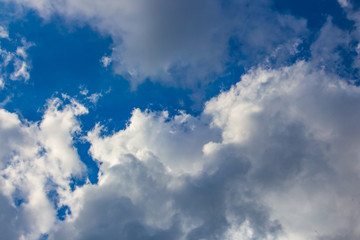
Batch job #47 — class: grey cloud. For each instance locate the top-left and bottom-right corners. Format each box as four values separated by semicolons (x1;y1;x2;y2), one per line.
51;157;182;240
52;148;280;240
0;193;22;240
2;0;308;88
204;61;360;239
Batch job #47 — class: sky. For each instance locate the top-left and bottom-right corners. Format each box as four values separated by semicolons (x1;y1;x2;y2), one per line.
0;0;360;239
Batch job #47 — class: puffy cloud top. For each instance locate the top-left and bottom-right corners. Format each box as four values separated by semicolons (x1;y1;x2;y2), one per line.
1;60;360;239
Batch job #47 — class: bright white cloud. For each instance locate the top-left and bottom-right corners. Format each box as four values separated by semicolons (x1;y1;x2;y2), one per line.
204;61;360;239
87;108;219;175
0;96;87;240
0;60;350;240
0;59;359;239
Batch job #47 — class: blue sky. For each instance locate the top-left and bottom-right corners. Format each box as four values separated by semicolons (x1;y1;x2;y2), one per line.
1;0;360;239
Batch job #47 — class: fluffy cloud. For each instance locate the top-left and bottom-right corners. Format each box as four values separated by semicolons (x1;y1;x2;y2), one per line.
0;96;87;240
87;108;219;175
0;2;359;239
204;61;360;239
0;60;351;240
0;59;359;239
1;0;307;87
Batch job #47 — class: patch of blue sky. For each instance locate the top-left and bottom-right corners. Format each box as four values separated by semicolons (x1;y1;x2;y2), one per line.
56;205;71;221
273;0;353;30
38;234;48;240
276;0;360;82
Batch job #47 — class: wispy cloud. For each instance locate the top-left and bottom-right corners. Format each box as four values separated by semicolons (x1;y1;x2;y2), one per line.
0;35;33;88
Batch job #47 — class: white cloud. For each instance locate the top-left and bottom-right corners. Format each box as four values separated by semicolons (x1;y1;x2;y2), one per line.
86;92;102;104
10;60;30;81
204;61;360;239
0;60;359;239
0;61;338;239
0;3;359;239
0;25;9;39
0;96;88;240
0;36;33;86
78;87;106;104
87;108;219;175
100;56;112;68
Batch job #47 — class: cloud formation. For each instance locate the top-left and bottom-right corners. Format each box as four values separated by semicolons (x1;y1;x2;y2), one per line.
0;1;360;240
77;61;360;240
0;97;87;239
1;59;359;239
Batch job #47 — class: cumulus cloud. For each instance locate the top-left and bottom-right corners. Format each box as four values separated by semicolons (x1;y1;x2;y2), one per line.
0;60;353;239
67;61;358;240
204;61;360;239
0;96;87;240
0;2;360;240
1;0;307;87
87;109;219;175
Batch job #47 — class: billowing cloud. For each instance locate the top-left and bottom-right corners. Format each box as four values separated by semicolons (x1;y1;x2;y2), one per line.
0;1;359;240
0;60;356;239
0;96;87;240
204;61;360;239
1;0;307;87
68;61;359;240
